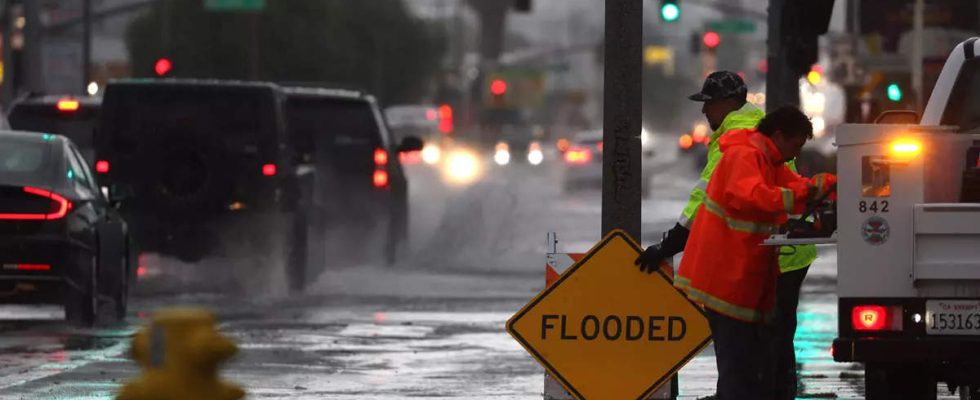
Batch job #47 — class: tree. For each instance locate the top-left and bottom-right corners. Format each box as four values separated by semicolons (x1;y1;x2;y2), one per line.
126;0;446;103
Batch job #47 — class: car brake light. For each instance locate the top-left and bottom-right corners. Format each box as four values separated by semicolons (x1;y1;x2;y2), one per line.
852;305;902;331
0;187;73;220
374;148;389;166
95;160;110;174
56;98;79;112
262;163;277;176
679;134;694;150
564;147;593;164
373;169;389;189
16;264;51;271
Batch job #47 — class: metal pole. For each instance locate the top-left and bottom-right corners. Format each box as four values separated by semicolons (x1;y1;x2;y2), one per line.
601;0;642;239
250;13;259;80
82;0;91;93
1;1;14;106
765;0;799;111
912;0;924;111
22;0;42;93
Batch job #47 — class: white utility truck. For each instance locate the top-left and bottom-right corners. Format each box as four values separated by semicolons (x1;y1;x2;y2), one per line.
832;37;980;399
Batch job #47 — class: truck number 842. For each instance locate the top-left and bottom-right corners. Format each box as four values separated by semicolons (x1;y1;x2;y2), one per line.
859;200;889;213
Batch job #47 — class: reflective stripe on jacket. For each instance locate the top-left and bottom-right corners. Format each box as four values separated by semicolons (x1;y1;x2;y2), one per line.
675;129;824;322
677;103;817;273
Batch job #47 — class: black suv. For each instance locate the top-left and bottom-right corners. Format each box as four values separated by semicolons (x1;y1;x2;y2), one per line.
94;80;309;291
8;95;101;162
283;87;421;275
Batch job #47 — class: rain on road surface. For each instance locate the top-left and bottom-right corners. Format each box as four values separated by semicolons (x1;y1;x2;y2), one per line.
0;150;943;399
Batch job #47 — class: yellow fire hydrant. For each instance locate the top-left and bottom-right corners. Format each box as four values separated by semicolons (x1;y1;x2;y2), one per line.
117;307;245;400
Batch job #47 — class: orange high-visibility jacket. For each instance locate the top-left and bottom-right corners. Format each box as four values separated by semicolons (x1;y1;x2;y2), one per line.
675;128;836;322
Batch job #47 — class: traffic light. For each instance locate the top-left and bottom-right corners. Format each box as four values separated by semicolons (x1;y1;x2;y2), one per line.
886;83;903;102
490;79;508;96
154;58;172;77
702;31;720;50
490;78;508;107
807;65;824;85
659;0;680;22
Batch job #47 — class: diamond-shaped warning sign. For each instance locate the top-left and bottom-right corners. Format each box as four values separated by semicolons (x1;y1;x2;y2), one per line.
507;230;711;400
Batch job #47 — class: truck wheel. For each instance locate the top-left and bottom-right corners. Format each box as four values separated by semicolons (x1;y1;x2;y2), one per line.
287;210;310;293
384;209;405;266
65;256;97;327
114;239;134;320
865;364;936;400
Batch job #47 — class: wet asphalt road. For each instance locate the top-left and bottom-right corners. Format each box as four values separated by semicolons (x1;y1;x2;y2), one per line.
0;149;960;399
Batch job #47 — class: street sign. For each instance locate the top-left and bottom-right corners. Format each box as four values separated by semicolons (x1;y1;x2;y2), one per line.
507;230;711;400
205;0;265;12
706;19;756;33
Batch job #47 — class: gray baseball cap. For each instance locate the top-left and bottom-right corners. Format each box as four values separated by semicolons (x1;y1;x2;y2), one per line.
689;71;748;102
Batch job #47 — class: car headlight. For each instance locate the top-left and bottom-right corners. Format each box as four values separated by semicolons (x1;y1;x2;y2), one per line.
443;148;482;185
494;142;510;166
528;149;543;165
641;128;653;148
421;144;441;165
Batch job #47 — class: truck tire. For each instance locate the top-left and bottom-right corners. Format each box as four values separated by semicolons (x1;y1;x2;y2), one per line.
65;255;97;327
865;364;936;400
97;223;128;322
287;210;310;293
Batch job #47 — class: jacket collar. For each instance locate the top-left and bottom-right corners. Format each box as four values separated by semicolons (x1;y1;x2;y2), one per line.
711;102;764;141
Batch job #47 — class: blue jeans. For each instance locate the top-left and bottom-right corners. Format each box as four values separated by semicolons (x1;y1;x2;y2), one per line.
705;308;772;400
771;266;810;400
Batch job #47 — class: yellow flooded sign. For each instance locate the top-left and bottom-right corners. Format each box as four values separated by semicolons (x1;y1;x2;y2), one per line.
507;230;711;400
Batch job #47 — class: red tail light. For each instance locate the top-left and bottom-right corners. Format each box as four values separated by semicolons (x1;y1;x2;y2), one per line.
399;151;422;165
564;147;593;164
16;264;51;271
679;134;694;150
0;187;73;220
438;104;454;134
262;163;277;176
373;169;389;188
374;148;389;166
95;160;110;174
56;98;79;112
852;305;902;331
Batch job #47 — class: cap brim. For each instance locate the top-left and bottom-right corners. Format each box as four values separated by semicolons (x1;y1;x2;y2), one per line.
688;93;712;102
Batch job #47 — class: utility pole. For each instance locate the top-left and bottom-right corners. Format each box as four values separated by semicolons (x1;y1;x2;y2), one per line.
82;0;92;93
601;0;642;239
765;0;799;110
22;0;42;93
911;0;924;111
1;1;14;106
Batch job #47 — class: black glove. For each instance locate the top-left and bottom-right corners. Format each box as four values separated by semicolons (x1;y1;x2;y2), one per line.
635;223;690;273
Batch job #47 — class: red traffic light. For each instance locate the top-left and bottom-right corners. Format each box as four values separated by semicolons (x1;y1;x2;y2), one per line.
154;58;173;76
703;31;721;49
490;79;508;96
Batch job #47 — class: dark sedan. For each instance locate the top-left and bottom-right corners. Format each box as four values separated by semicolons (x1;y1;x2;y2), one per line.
0;131;132;325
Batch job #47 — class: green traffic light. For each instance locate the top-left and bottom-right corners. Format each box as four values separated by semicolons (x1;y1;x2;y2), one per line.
661;3;680;22
886;83;903;102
